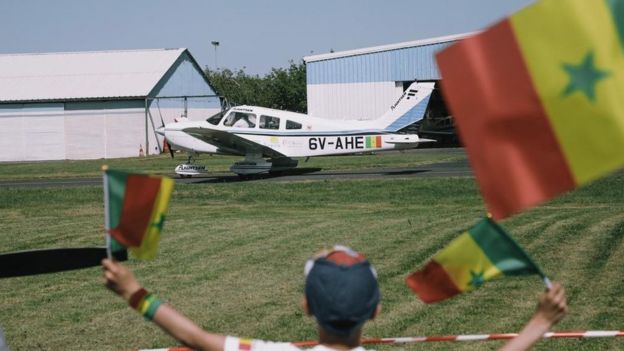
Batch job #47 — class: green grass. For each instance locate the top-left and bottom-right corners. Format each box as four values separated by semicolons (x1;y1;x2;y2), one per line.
0;148;465;180
0;161;623;350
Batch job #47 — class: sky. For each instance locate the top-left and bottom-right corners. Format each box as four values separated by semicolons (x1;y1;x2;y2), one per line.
0;0;534;75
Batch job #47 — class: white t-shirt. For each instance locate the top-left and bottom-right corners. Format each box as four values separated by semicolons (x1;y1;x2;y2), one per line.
233;119;251;128
225;336;368;351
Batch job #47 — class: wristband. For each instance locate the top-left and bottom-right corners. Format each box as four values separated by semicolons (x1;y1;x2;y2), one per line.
129;288;148;309
144;297;162;320
128;288;163;321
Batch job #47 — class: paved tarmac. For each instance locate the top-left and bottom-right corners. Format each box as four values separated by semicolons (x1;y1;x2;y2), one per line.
0;159;472;188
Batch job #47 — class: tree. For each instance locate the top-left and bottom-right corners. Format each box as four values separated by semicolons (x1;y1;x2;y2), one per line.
205;61;307;113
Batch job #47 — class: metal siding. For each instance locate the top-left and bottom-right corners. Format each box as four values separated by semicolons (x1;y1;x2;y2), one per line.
0;101;155;161
64;113;106;159
63;103;146;159
0;103;65;161
150;52;218;103
307;82;401;121
104;110;147;159
306;42;455;85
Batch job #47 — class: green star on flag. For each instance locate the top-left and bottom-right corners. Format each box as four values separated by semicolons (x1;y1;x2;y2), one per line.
562;51;610;102
469;270;486;288
151;214;166;231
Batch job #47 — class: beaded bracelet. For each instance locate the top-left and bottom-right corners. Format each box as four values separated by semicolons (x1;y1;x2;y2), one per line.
128;287;162;320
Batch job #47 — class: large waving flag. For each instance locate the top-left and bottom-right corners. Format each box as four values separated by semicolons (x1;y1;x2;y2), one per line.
406;218;544;303
437;0;624;219
103;169;174;260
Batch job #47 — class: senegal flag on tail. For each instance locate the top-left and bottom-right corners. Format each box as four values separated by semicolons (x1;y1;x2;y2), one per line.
406;217;544;304
103;168;174;260
436;0;624;220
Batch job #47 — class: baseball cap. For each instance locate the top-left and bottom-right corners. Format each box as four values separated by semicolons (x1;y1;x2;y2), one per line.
304;245;380;336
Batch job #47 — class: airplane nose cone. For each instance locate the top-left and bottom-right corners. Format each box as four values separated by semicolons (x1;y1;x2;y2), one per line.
156;126;166;136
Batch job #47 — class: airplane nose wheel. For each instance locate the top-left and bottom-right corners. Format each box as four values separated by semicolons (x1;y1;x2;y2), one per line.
175;154;207;178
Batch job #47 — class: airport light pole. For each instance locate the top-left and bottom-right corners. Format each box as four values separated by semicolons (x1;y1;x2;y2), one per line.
211;41;220;70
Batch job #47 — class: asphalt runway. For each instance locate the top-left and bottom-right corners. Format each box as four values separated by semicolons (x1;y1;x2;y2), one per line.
0;159;472;188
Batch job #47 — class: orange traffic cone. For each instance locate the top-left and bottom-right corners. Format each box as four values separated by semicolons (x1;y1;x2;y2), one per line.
139;144;145;157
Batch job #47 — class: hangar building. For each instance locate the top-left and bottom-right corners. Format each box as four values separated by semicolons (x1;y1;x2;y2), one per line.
0;48;220;162
303;33;472;139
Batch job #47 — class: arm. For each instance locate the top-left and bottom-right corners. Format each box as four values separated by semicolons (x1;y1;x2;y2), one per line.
102;259;226;351
499;282;568;351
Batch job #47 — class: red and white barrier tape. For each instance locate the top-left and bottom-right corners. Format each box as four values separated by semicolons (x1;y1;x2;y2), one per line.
124;330;624;350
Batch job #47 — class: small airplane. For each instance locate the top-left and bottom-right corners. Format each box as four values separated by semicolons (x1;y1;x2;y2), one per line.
156;81;436;177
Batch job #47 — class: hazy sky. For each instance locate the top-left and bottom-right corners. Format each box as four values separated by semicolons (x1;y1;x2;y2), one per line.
0;0;534;75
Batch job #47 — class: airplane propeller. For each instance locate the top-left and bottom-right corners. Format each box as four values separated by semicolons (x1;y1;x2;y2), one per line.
168;140;175;159
155;126;174;159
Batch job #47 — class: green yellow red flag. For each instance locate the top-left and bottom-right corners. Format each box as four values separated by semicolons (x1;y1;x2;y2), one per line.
103;169;174;260
406;217;544;304
436;0;624;219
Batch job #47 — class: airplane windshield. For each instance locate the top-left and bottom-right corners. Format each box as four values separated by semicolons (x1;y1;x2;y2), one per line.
224;112;257;128
206;111;225;125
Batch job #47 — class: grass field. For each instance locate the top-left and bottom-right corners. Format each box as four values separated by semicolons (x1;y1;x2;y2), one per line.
0;148;465;180
0;152;623;351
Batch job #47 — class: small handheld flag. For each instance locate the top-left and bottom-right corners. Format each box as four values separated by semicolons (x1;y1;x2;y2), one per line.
436;0;624;219
406;217;545;303
103;168;174;260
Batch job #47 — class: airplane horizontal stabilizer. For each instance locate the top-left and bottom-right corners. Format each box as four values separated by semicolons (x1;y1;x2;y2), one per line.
385;134;436;144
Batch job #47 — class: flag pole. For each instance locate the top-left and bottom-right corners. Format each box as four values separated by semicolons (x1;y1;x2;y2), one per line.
543;276;553;290
102;165;112;259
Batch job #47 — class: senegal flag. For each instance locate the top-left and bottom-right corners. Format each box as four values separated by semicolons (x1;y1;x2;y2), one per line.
437;0;624;219
103;169;174;260
406;218;543;304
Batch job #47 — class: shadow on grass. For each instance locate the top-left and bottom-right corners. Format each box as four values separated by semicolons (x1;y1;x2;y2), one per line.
184;167;431;184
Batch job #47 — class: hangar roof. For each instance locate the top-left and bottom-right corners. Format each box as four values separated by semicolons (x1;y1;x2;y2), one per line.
303;32;475;63
303;32;476;84
0;48;200;103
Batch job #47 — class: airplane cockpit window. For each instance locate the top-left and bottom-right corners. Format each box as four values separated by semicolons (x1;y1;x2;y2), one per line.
286;120;302;130
260;115;280;130
206;111;224;125
224;112;257;128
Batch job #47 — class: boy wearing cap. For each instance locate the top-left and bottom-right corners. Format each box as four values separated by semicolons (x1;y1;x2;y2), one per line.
102;245;566;351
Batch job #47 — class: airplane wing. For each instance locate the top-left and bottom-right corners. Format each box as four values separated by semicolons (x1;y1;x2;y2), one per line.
183;127;286;158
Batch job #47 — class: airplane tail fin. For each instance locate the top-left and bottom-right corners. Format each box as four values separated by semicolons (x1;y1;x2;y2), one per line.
373;81;435;132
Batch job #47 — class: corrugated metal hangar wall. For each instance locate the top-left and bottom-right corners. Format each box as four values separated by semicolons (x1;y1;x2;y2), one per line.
0;48;220;162
304;33;472;121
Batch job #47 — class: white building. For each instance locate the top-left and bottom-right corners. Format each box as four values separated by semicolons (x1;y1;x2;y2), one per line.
303;33;473;122
0;48;220;162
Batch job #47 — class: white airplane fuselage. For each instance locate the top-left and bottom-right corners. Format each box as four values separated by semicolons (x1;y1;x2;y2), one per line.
158;82;435;175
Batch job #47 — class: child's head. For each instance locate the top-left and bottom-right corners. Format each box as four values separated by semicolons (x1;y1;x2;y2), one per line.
304;245;381;337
